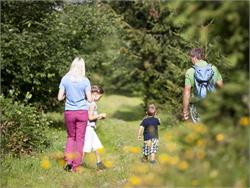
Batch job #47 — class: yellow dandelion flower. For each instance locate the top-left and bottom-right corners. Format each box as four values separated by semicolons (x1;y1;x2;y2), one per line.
196;150;206;160
185;134;195;144
74;166;84;173
65;152;79;160
169;156;179;165
178;161;189;171
166;142;177;152
163;132;173;141
194;123;207;133
184;149;194;159
216;133;224;142
40;158;51;169
196;139;206;148
128;176;142;186
240;116;249;127
97;147;105;154
103;160;113;168
129;146;140;154
58;159;66;167
159;153;170;164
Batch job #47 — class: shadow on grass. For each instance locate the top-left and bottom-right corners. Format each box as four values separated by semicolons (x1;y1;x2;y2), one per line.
112;104;144;121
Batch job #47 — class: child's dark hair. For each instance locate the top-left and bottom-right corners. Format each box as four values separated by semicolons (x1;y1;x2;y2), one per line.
91;85;104;94
189;48;204;60
147;103;156;116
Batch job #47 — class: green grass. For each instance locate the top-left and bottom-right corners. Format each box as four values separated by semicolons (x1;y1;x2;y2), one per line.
2;95;248;187
1;95;150;188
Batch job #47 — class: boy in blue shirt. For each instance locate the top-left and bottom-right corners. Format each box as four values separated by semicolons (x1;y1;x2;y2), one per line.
137;104;160;164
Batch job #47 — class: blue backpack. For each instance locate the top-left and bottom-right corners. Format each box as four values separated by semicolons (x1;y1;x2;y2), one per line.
193;64;215;99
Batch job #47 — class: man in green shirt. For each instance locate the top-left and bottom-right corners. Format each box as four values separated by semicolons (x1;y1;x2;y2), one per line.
183;48;223;121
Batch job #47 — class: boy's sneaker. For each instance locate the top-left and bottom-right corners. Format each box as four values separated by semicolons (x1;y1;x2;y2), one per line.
141;155;148;163
64;163;73;172
96;161;106;171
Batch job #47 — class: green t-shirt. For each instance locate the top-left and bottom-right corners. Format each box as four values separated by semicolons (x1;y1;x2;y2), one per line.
185;60;223;102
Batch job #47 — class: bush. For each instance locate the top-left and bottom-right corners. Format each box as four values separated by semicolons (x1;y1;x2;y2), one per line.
0;96;50;156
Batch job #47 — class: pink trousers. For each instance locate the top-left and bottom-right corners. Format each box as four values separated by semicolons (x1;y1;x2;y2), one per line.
64;110;88;169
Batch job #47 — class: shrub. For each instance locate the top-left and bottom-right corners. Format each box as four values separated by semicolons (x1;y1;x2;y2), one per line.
0;96;50;156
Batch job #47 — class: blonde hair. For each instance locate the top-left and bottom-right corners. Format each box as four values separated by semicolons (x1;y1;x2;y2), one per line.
67;57;86;81
147;104;156;116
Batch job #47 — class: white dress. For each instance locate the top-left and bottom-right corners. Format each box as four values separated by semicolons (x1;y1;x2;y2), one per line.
83;102;103;153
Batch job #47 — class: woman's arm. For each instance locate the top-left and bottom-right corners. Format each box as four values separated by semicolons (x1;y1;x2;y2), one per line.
86;90;92;103
57;88;65;101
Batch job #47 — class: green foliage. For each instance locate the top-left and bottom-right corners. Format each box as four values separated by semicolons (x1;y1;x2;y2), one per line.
1;1;118;110
0;96;50;156
110;1;191;112
167;1;249;81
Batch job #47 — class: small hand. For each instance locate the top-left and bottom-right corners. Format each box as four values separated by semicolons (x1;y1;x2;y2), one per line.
98;113;107;119
183;111;189;121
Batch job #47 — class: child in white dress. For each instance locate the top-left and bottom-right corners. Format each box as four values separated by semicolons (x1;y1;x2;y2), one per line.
83;85;107;171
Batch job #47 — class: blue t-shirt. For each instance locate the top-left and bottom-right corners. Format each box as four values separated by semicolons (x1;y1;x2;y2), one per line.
59;75;91;111
140;116;160;141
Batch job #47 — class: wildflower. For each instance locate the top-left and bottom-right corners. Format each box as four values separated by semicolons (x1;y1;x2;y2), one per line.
103;160;113;168
159;153;170;164
97;147;105;154
185;134;195;144
163;132;173;141
166;142;177;152
169;156;179;165
240;116;249;127
74;166;84;173
40;158;51;169
194;123;207;133
123;146;140;154
196;150;206;160
129;146;140;154
216;133;224;142
58;159;66;167
196;139;206;148
65;152;79;160
178;161;189;171
128;176;142;186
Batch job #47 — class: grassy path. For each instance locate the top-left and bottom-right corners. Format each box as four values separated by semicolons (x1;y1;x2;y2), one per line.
2;95;248;187
2;95;161;188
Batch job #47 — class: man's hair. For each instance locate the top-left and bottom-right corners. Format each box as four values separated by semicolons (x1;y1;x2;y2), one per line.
147;104;156;116
189;48;204;60
91;85;104;94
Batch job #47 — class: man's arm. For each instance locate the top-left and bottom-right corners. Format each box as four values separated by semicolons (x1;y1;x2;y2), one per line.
216;80;224;88
183;86;191;120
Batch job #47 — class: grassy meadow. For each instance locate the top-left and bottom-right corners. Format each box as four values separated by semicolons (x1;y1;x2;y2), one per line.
1;95;248;188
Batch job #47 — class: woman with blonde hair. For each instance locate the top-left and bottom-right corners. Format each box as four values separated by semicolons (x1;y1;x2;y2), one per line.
58;57;92;172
